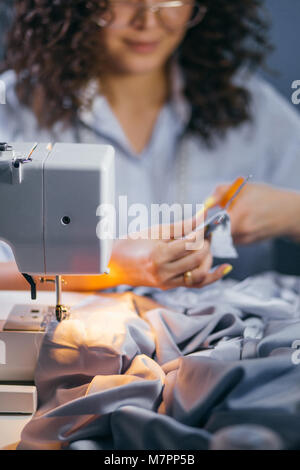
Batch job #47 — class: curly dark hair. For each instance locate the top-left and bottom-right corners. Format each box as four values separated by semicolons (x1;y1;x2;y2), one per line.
1;0;272;142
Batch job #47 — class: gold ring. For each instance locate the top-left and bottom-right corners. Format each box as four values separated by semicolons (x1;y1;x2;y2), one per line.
184;270;193;287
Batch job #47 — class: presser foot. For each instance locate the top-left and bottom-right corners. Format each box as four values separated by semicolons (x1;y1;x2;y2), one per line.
55;305;70;322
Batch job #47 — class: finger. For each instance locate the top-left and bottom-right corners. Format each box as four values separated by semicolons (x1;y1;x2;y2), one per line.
164;262;232;289
194;264;233;288
226;184;250;213
190;250;213;284
177;250;213;286
164;231;206;262
135;213;205;243
225;204;248;235
208;184;230;208
168;209;207;240
165;241;211;277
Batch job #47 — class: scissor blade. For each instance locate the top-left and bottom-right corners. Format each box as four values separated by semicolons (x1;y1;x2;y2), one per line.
225;174;252;210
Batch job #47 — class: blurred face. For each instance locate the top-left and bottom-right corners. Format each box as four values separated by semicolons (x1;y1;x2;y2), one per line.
98;0;196;74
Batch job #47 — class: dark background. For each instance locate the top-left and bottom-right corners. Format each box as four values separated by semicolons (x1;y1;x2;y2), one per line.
260;0;300;113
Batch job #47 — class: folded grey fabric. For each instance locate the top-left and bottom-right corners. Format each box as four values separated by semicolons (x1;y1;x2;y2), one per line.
210;212;238;259
18;274;300;450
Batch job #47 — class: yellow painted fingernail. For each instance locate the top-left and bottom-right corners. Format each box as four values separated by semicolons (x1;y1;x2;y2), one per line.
204;196;216;210
222;265;233;277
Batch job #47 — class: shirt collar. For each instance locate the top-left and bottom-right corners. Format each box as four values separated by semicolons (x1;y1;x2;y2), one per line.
78;61;191;137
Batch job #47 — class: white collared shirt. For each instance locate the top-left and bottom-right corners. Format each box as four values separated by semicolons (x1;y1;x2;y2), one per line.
0;68;300;279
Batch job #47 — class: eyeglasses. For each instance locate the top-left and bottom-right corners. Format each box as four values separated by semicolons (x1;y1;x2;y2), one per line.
95;1;207;31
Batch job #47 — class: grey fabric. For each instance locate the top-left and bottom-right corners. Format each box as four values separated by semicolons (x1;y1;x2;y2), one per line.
18;273;300;450
210;213;238;259
209;424;284;450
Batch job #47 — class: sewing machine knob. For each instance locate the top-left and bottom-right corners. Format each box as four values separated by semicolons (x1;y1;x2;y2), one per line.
61;216;71;225
0;142;13;152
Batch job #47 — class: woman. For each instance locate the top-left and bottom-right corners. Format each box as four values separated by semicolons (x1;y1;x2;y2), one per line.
0;0;300;291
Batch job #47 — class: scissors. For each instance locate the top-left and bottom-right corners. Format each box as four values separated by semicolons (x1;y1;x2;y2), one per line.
219;175;252;211
198;175;252;239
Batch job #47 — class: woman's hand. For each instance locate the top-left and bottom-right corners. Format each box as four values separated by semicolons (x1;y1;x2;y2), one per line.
210;183;300;245
110;218;232;290
0;218;232;293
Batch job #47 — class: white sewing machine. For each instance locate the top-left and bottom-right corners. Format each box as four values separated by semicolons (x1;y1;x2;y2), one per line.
0;142;115;423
